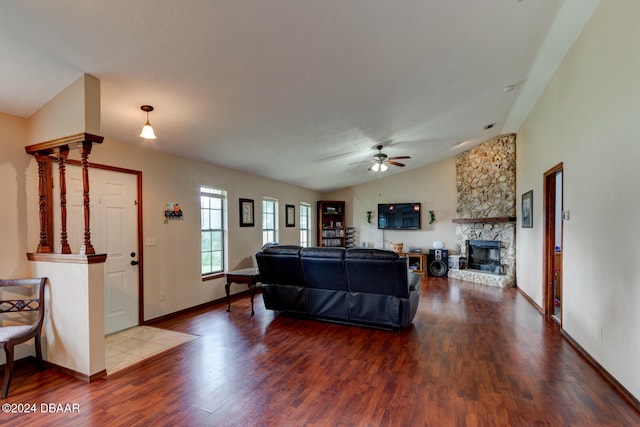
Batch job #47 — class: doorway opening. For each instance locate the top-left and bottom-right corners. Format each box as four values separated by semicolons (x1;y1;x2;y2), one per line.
543;163;563;324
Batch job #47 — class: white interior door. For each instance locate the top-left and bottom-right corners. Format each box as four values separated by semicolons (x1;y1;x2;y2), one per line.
60;166;139;335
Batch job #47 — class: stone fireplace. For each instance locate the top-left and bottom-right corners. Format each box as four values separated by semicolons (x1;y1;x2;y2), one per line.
447;134;516;287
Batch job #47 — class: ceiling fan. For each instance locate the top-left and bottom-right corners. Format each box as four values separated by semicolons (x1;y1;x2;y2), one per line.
351;144;411;172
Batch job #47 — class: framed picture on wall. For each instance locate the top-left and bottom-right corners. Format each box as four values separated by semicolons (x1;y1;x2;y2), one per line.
239;198;254;227
286;204;295;227
522;190;533;228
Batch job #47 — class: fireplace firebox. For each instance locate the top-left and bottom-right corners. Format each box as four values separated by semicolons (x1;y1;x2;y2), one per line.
467;240;502;274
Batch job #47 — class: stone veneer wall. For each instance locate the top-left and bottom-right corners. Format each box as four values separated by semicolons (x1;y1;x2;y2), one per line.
448;133;516;287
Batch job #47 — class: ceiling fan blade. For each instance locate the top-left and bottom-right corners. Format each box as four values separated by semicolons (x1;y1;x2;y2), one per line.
316;150;362;162
388;155;411;160
387;161;406;167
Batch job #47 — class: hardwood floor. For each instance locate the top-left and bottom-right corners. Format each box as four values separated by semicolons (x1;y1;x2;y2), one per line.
3;277;639;426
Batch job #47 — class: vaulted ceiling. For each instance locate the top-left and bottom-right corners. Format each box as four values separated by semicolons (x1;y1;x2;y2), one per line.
0;1;598;192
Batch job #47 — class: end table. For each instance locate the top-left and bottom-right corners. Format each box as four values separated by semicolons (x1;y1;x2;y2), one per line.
225;267;261;315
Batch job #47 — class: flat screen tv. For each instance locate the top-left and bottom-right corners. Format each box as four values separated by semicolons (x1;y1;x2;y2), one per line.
378;203;421;230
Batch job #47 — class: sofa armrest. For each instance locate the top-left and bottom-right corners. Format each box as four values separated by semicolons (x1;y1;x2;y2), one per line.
407;272;421;326
408;271;421;293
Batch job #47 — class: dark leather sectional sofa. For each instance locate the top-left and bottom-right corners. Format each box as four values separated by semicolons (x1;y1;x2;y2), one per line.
255;245;421;328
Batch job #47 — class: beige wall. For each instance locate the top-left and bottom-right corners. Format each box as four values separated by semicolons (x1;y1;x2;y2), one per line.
324;157;457;253
0;113;32;278
516;0;640;399
1;75;106;371
2;116;320;325
27;74;100;144
88;138;321;320
5;0;640;400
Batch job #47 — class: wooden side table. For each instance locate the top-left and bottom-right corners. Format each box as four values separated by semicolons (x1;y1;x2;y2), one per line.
399;252;427;276
225;267;261;315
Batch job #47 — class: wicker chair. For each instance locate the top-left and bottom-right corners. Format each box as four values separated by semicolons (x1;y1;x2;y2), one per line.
0;278;47;398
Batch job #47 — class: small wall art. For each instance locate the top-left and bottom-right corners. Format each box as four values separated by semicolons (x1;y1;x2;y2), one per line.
521;190;533;228
239;198;254;227
286;204;295;227
165;202;183;220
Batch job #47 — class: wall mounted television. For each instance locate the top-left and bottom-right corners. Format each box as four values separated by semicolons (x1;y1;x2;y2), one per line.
378;203;421;230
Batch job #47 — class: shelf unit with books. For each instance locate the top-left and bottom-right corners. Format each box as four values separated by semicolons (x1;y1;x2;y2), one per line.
317;200;346;247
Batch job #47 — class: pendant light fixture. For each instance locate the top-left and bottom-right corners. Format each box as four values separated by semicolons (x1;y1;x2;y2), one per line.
139;105;157;139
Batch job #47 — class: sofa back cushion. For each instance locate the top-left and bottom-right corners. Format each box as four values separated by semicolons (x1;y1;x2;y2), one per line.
300;247;347;291
344;249;409;297
256;245;307;312
299;247;348;318
345;248;399;261
257;245;303;285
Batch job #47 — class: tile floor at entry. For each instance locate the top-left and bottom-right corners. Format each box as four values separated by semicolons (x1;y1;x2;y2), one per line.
105;326;198;374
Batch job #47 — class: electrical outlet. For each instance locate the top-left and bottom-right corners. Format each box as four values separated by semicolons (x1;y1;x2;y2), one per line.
146;237;157;246
160;291;165;302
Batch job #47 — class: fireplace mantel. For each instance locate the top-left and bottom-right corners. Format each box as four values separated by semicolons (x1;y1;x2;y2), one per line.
452;216;516;224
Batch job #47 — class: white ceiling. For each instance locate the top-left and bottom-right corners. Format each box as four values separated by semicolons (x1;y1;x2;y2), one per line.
0;1;598;192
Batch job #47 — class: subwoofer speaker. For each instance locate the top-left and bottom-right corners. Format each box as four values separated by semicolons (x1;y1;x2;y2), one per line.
429;249;449;277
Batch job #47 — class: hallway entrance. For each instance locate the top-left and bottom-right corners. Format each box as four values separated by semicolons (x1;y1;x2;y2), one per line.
544;163;563;324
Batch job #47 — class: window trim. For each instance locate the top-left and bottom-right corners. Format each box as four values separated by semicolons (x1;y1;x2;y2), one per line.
201;272;225;282
300;202;311;247
262;197;279;245
200;186;227;277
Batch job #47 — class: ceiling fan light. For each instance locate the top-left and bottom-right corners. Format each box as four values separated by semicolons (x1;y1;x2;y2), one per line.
380;163;388;172
371;163;380;172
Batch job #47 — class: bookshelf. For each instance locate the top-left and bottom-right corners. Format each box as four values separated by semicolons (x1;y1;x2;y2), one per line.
317;200;346;247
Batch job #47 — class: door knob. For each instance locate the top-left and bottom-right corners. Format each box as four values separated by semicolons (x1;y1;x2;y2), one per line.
131;260;139;266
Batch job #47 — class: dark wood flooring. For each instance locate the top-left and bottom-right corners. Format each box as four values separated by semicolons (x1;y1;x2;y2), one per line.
3;277;639;426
